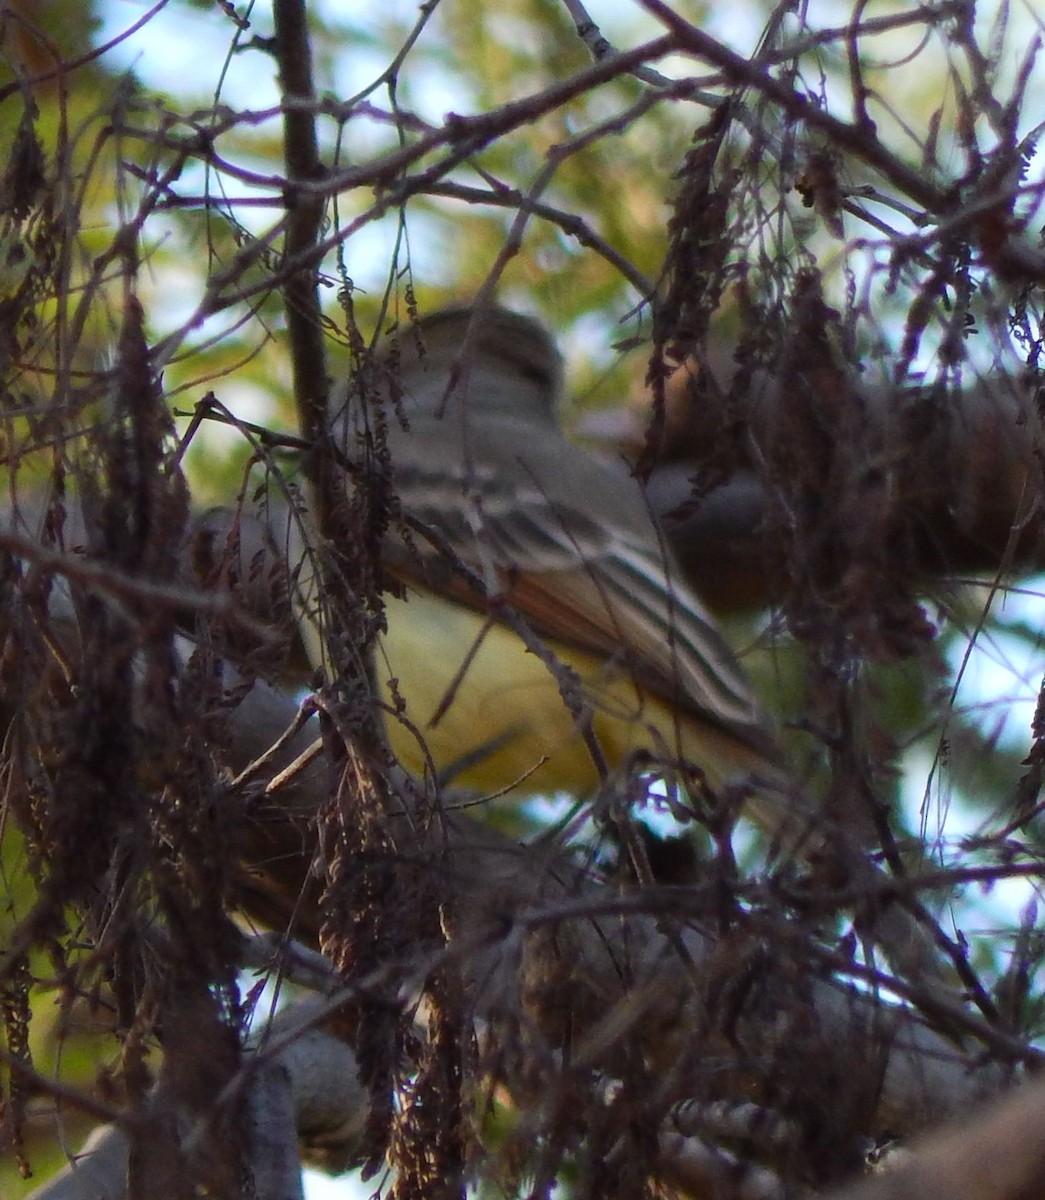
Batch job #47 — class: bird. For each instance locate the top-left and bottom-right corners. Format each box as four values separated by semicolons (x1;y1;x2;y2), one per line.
195;304;953;995
317;305;805;840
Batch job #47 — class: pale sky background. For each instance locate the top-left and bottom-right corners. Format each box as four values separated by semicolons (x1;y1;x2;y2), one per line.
86;2;1045;1195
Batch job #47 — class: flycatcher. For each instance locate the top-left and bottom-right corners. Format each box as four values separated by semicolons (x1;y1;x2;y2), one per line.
319;306;798;828
197;314;949;990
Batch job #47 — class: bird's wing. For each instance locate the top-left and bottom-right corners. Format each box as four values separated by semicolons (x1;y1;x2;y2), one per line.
383;420;774;757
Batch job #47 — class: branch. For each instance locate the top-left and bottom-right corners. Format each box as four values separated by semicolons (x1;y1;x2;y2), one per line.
25;1009;365;1200
587;359;1045;613
826;1072;1045;1200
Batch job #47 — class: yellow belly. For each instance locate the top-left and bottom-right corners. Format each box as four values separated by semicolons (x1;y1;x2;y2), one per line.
377;587;756;799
